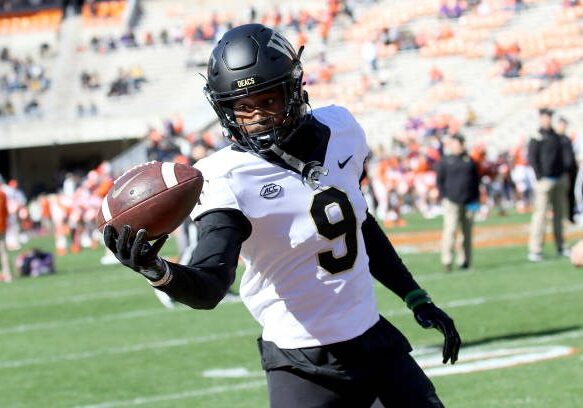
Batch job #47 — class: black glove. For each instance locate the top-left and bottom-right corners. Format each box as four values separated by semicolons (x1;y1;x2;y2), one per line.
103;224;169;281
413;302;461;365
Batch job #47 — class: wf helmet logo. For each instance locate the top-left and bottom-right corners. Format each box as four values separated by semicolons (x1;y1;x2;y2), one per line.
266;31;295;60
260;183;282;199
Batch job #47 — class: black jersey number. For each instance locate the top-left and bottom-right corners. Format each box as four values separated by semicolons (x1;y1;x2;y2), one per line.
309;187;357;274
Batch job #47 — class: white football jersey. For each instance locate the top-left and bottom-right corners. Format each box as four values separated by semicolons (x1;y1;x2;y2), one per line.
192;105;379;348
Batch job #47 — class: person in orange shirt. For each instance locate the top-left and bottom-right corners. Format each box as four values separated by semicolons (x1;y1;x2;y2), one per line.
0;183;12;282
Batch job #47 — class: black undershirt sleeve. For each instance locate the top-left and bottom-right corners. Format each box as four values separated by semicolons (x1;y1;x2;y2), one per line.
155;209;251;310
361;212;421;300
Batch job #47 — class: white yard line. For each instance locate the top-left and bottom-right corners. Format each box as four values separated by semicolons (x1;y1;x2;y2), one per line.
1;283;582;368
1;283;581;337
71;329;583;408
0;282;579;337
0;329;257;369
72;380;267;408
0;283;576;407
0;308;168;335
0;288;146;311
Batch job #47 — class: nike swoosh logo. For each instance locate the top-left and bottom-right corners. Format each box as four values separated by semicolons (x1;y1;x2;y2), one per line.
338;155;353;169
111;173;142;199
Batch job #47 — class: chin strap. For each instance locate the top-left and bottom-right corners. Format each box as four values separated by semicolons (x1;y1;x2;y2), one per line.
269;144;329;190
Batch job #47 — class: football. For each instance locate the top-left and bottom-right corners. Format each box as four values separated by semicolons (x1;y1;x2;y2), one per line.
96;161;203;240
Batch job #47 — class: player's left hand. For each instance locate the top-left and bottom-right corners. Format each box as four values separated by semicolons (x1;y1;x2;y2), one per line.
413;302;461;364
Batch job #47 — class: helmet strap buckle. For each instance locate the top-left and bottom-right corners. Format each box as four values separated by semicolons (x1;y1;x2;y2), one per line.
302;162;329;190
269;145;329;190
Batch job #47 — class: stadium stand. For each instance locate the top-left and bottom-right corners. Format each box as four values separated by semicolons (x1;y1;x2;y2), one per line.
1;0;583;254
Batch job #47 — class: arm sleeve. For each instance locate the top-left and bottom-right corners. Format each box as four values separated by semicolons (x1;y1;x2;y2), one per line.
527;139;541;179
436;160;446;199
153;209;251;310
361;212;421;299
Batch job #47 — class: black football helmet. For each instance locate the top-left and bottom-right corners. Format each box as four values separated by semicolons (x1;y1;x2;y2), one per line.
203;24;308;154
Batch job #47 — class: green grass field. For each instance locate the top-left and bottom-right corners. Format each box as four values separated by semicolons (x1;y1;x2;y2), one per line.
1;215;582;407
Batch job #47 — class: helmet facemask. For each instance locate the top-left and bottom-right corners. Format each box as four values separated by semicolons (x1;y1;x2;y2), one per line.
204;61;307;154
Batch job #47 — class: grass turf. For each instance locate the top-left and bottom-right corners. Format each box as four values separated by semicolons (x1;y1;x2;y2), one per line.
0;215;582;407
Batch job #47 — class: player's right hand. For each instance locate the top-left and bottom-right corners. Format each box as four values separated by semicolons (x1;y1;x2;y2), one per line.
103;224;168;281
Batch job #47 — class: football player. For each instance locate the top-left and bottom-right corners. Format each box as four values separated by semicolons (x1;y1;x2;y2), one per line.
104;24;461;407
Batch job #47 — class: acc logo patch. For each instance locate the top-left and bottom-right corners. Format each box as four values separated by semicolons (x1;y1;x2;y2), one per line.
236;77;255;88
260;183;282;199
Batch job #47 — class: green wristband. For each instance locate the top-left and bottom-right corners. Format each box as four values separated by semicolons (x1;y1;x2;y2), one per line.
404;289;432;310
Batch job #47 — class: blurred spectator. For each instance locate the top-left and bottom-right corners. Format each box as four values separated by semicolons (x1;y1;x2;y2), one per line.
489;152;514;216
464;105;477;127
512;0;527;13
120;31;137;48
362;37;379;74
0;100;15;117
527;109;569;262
557;117;577;222
0;51;50;94
76;103;85;117
437;134;480;271
76;101;98;117
80;70;101;89
439;0;464;19
2;179;26;251
438;24;454;41
429;66;444;85
62;173;78;196
88;102;98;115
0;180;11;282
501;55;522;78
0;47;8;61
143;31;155;46
493;41;520;61
339;0;355;22
24;98;40;116
0;46;51;118
510;140;534;213
129;65;147;90
106;66;147;97
159;29;169;45
40;42;51;58
542;59;562;81
107;69;130;97
379;27;397;46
